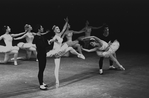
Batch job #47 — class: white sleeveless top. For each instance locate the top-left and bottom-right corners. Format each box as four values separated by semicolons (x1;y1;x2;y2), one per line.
26;32;34;43
53;35;63;50
3;34;13;47
66;31;73;41
98;40;108;50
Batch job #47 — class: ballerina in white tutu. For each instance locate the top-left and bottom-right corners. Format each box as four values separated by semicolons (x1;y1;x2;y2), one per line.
47;18;85;88
14;24;38;61
0;26;21;65
81;36;125;71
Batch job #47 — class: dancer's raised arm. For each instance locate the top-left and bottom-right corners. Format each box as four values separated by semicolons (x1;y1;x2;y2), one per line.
33;30;50;36
59;18;68;36
82;47;97;52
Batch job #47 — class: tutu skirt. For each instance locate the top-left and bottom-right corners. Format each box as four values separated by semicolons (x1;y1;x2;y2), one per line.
96;40;120;57
17;42;36;49
0;45;19;53
47;43;69;57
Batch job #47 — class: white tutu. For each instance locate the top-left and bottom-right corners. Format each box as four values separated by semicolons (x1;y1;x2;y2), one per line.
0;45;19;53
0;46;10;53
47;43;69;57
17;42;36;49
97;40;120;57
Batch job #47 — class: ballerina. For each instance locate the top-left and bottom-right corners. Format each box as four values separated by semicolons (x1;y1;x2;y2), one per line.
99;25;118;74
0;26;21;65
14;24;38;61
79;20;104;48
61;18;85;56
47;18;85;88
81;36;125;74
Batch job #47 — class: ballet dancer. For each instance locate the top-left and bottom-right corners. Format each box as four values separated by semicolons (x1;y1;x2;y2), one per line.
0;26;20;65
47;18;85;88
81;36;125;74
99;25;118;74
79;20;104;48
62;18;85;56
33;25;50;90
14;24;38;61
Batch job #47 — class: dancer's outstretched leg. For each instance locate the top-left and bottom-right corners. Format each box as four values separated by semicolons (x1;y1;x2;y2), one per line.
54;57;61;88
74;44;83;54
109;55;125;70
47;50;57;57
66;47;85;59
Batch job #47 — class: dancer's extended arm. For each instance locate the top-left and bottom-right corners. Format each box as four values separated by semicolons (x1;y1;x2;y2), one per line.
89;23;106;30
81;36;102;42
73;29;85;34
82;47;97;52
41;30;50;35
11;32;26;37
13;33;27;40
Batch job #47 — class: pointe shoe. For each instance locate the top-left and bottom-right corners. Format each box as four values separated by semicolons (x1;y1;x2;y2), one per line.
78;54;85;59
119;66;125;70
40;85;48;90
14;61;18;65
55;83;59;89
109;66;118;70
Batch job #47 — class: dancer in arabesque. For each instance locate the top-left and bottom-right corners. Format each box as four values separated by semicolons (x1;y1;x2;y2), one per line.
47;18;85;88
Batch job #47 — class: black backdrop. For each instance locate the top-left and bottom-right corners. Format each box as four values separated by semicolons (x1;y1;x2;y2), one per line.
0;0;149;52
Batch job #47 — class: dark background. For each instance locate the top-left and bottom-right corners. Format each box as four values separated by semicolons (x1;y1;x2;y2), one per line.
0;0;148;52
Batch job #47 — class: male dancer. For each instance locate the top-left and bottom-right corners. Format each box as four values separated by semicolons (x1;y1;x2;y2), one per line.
33;25;49;90
96;25;118;74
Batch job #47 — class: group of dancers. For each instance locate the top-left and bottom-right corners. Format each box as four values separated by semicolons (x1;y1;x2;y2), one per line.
0;18;125;90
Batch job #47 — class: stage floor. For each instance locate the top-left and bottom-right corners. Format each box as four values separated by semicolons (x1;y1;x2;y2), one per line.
0;50;149;98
